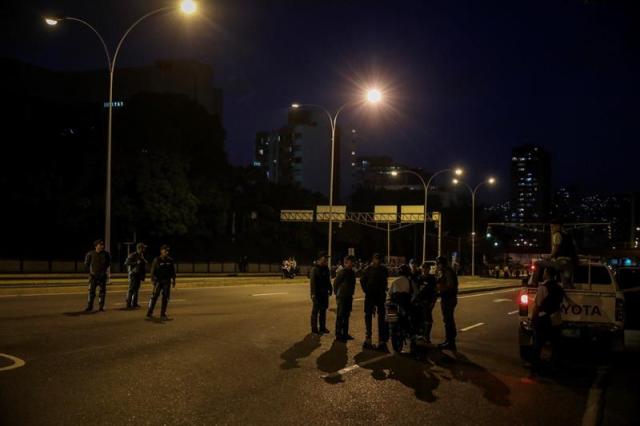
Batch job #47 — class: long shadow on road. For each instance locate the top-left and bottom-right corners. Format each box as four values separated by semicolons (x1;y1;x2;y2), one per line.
426;350;512;407
317;340;348;383
280;334;322;370
353;349;439;402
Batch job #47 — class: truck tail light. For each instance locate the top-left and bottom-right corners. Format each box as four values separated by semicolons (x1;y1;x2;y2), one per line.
520;294;529;305
615;298;625;322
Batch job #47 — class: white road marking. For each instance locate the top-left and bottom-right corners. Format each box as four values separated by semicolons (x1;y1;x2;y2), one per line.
321;353;393;379
507;310;519;315
251;292;288;297
460;322;485;332
0;353;26;372
493;298;512;303
113;298;186;306
581;366;610;426
458;288;518;299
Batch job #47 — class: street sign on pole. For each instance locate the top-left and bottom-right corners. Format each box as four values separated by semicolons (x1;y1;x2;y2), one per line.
280;210;314;222
316;205;347;222
400;205;424;223
374;205;397;222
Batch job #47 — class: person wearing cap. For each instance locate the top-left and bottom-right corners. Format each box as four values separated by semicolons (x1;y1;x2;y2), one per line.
360;253;390;350
147;244;176;319
310;251;332;334
124;242;148;309
333;255;356;341
436;256;459;351
84;239;111;312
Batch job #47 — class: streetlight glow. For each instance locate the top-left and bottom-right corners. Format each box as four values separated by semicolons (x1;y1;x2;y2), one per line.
366;88;382;104
390;170;399;176
452;178;460;184
488;177;496;184
180;0;197;14
290;103;300;109
454;168;463;176
45;18;59;26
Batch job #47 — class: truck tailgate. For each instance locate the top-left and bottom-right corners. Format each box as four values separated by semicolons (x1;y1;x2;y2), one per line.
529;291;617;324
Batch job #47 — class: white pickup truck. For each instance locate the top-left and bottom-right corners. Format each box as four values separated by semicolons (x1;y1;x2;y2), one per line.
518;259;626;361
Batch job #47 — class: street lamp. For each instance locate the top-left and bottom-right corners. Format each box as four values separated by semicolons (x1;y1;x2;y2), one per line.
389;169;429;264
44;1;197;252
453;176;496;276
290;88;383;266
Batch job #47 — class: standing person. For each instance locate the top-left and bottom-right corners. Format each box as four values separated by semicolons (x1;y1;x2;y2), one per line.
147;245;176;320
436;256;459;351
412;261;438;344
310;252;332;335
360;253;389;350
84;239;111;312
124;242;147;309
334;255;356;341
531;267;564;374
549;219;578;287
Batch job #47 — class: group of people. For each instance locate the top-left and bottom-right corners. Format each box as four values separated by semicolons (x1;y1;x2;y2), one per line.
309;252;460;351
281;257;298;279
83;239;176;319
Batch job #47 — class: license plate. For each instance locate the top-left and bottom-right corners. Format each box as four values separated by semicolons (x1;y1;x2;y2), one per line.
561;329;580;338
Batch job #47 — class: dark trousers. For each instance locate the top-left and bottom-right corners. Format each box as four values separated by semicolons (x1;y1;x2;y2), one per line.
335;297;353;338
311;295;329;332
148;281;171;316
87;275;107;309
441;297;458;343
532;315;558;368
364;297;388;342
412;303;434;340
126;275;142;307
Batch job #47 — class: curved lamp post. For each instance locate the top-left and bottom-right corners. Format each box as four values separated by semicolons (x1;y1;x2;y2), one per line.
291;89;382;266
453;176;496;276
45;0;198;252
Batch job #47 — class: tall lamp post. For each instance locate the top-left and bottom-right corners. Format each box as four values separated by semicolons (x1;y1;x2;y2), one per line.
45;0;198;252
453;176;496;276
291;89;382;266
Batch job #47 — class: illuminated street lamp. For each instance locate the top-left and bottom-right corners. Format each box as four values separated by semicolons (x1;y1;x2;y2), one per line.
453;176;496;276
44;1;197;252
398;167;463;257
291;89;383;266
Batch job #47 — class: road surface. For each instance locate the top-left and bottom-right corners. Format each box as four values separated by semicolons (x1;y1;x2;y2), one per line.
0;280;637;425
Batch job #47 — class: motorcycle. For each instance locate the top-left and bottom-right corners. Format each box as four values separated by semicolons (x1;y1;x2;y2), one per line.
385;299;417;354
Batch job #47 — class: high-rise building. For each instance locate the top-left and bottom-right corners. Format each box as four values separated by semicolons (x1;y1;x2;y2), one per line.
253;107;341;198
510;145;551;222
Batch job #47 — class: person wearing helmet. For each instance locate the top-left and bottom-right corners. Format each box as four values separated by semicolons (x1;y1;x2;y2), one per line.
436;256;459;351
360;253;389;350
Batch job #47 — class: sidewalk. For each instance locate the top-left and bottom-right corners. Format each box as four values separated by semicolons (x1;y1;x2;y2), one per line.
0;275;521;296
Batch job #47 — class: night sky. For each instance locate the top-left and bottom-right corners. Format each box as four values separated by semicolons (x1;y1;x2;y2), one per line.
2;0;638;199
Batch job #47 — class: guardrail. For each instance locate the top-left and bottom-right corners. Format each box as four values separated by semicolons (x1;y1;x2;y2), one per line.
0;259;311;276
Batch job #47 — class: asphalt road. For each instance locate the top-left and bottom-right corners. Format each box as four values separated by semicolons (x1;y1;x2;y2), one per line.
0;281;637;425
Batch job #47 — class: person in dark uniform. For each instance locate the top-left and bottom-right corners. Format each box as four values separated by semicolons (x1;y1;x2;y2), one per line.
360;253;389;350
334;255;356;342
147;245;176;319
436;256;459;351
412;261;438;343
84;239;111;312
125;242;147;308
310;252;332;334
531;267;564;374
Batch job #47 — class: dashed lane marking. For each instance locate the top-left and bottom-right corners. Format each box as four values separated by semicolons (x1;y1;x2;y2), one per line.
459;322;486;332
0;353;26;372
493;298;512;303
251;292;288;297
581;365;610;426
507;310;519;315
112;299;186;306
321;353;393;379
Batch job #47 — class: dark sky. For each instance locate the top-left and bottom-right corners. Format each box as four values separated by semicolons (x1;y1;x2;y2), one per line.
2;0;639;199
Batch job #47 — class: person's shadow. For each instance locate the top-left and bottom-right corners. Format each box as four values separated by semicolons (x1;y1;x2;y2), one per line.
354;349;439;402
427;350;511;407
317;340;348;384
280;334;322;370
